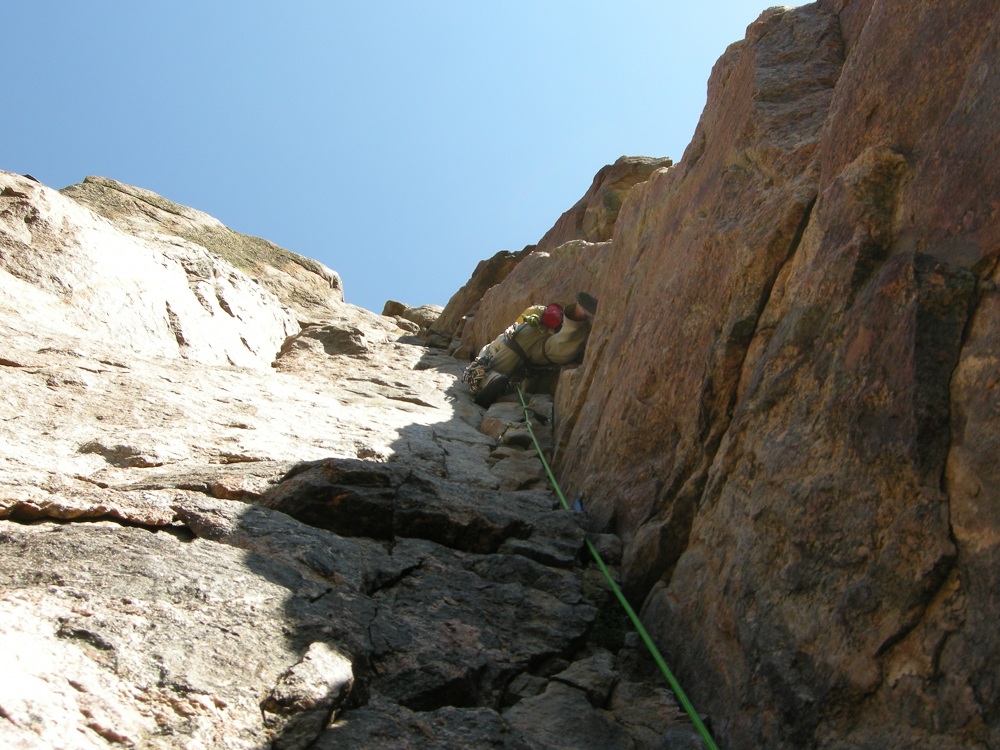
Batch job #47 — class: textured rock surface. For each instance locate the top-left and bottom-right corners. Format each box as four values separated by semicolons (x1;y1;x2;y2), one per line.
433;156;671;353
646;3;1000;747
7;0;1000;746
62;175;345;324
1;172;301;369
444;1;1000;748
459;240;611;358
559;0;843;601
0;172;693;748
534;156;673;254
430;248;531;349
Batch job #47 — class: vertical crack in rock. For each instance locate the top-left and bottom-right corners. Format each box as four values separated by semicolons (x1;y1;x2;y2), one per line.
164;301;188;349
215;286;236;317
620;193;821;606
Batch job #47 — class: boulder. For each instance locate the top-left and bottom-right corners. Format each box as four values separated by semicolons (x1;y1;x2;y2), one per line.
402;303;444;329
382;299;408;317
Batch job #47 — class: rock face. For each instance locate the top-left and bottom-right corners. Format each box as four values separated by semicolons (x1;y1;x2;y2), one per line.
0;171;693;748
433;156;671;354
460;240;612;358
559;1;844;593
430;248;530;348
534;156;674;254
62;175;345;325
443;0;1000;747
6;0;1000;746
2;173;301;369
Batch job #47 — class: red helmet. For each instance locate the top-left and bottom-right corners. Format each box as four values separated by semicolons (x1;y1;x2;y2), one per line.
540;303;564;330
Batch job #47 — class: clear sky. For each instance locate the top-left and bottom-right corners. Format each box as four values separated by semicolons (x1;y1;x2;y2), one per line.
4;1;805;314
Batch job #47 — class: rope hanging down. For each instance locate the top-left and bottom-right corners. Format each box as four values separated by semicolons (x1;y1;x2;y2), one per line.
515;386;720;750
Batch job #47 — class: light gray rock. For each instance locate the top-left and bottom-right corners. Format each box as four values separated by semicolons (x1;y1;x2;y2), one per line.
262;642;355;750
401;303;444;329
504;682;634;750
61;174;345;324
439;436;499;488
394;315;422;333
0;169;688;749
0;515;372;750
1;171;300;369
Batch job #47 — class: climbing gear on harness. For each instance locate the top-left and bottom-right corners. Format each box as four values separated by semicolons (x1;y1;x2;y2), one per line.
463;351;513;407
462;358;490;394
515;384;720;750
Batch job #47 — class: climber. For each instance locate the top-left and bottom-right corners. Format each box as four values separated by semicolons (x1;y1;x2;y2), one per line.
462;292;598;407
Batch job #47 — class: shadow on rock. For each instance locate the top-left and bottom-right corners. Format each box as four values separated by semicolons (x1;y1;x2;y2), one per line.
253;344;701;749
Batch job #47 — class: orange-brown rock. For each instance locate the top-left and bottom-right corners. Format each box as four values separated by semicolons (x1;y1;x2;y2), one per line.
433;156;670;350
558;0;843;572
442;0;1000;746
460;239;611;357
534;155;673;254
430;248;529;345
542;1;1000;748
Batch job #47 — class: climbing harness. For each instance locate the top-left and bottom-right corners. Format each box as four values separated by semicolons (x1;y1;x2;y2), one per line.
502;328;534;374
464;322;557;398
515;385;720;750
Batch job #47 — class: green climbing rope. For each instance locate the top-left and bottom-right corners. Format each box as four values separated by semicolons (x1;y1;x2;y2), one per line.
515;385;720;750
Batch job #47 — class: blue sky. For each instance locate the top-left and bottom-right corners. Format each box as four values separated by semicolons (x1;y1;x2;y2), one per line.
4;2;804;313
